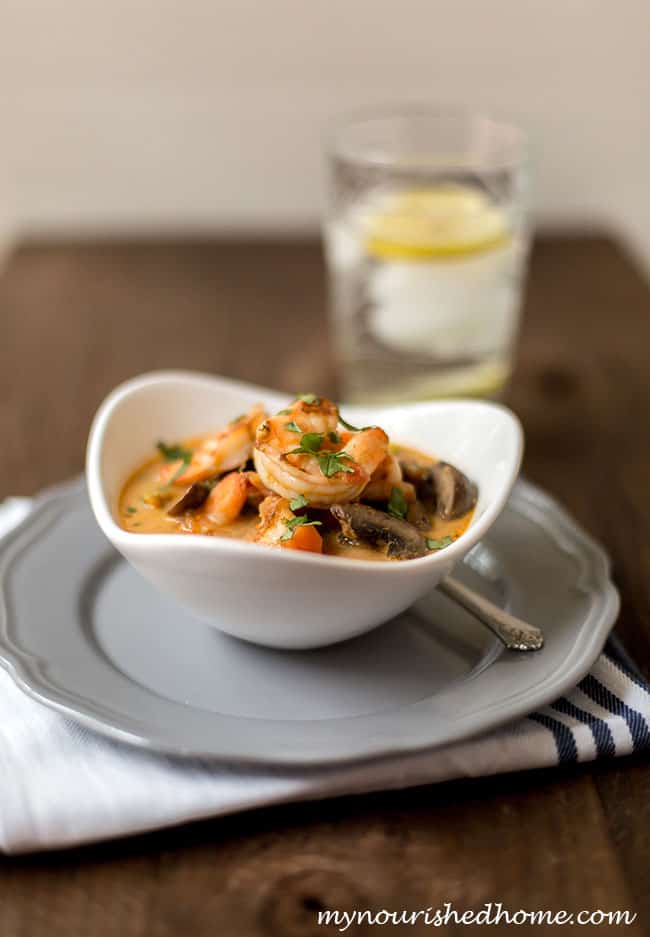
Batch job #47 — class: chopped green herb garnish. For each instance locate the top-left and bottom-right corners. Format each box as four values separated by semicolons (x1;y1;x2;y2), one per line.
289;494;309;511
289;432;324;455
156;441;193;486
277;408;292;415
157;441;192;463
426;536;454;551
387;487;408;520
126;506;137;514
279;514;323;541
131;522;142;527
328;430;342;444
317;451;355;477
284;421;302;433
338;414;361;432
288;432;355;477
298;393;320;405
287;515;321;530
338;413;375;433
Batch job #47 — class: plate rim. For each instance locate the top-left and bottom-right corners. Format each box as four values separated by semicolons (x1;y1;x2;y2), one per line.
0;477;620;766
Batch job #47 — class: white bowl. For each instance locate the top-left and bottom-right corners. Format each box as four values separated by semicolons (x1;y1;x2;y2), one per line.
86;370;523;649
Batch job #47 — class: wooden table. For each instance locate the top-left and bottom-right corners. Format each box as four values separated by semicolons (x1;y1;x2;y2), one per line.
0;234;648;935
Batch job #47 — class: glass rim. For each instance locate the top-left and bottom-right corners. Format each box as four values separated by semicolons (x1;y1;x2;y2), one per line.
326;106;528;173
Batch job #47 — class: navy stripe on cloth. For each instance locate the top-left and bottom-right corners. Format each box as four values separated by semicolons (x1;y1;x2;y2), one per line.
528;711;578;763
550;698;615;757
579;674;650;751
607;655;650;696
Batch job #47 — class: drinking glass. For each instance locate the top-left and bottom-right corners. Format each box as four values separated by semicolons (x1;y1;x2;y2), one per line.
324;110;530;403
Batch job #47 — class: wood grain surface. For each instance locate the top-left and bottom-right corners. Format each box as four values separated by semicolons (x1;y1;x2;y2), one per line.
0;234;648;935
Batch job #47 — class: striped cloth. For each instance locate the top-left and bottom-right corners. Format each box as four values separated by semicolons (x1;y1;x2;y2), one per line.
528;654;650;762
0;497;648;854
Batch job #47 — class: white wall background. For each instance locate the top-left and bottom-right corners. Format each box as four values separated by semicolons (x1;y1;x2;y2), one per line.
2;0;649;267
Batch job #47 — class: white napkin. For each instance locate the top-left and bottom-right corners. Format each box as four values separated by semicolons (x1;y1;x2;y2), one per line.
0;497;647;855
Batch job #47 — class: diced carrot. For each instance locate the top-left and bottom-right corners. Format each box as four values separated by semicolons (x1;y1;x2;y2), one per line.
281;524;323;553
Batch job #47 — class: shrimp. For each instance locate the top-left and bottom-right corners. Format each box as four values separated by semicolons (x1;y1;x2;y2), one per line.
159;404;266;485
199;471;248;527
253;396;389;507
256;494;323;553
256;493;295;544
242;470;272;508
363;454;416;503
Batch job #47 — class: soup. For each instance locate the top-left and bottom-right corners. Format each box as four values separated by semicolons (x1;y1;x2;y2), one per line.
118;394;476;561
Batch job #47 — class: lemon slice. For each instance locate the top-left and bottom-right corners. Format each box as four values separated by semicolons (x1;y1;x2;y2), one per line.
346;361;510;405
365;184;510;260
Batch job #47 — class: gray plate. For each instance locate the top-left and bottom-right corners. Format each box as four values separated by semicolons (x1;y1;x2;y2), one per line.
0;479;619;766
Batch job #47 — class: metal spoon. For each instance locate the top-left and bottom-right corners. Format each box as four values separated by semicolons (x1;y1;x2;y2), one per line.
439;575;545;651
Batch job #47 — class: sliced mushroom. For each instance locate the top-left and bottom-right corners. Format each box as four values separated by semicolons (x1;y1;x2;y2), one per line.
330;503;427;559
406;499;430;531
398;456;477;521
431;462;477;520
398;458;436;501
398;458;434;488
167;481;213;516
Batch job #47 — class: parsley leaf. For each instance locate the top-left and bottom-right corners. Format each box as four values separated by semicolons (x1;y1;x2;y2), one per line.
287;432;355;477
279;514;322;541
157;441;192;463
156;440;193;485
289;494;309;511
426;536;454;551
317;451;355;477
298;393;320;405
328;430;342;444
338;414;361;432
338;413;375;433
126;506;137;514
288;432;324;455
387;486;408;520
287;515;321;530
284;421;302;433
277;408;292;415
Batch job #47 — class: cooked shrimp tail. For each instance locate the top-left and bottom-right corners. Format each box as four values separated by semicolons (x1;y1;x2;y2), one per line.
159;404;266;486
253;396;390;507
199;472;248;527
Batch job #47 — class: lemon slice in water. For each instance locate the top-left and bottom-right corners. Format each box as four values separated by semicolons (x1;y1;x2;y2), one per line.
365;184;510;260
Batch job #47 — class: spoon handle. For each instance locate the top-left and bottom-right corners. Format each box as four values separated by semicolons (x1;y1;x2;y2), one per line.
439;575;544;652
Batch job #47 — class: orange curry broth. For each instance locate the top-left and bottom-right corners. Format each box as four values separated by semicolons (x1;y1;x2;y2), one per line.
118;436;473;561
